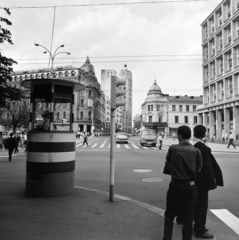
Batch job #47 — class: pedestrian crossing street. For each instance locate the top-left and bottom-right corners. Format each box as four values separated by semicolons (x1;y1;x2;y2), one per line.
76;142;168;150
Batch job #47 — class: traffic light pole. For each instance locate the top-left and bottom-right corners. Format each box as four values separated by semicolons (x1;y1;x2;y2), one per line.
109;108;116;202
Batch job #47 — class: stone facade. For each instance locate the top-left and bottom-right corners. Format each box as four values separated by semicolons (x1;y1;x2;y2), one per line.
198;0;239;140
141;80;202;136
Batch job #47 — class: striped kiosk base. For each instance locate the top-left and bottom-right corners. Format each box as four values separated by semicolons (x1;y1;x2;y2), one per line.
25;132;76;197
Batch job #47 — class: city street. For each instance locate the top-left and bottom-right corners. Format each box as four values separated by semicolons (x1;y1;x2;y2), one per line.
0;136;239;239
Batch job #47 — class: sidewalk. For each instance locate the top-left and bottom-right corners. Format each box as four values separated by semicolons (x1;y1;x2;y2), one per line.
163;137;239;153
0;181;185;240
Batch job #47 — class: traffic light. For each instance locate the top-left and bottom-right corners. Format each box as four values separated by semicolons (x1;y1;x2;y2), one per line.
111;76;126;109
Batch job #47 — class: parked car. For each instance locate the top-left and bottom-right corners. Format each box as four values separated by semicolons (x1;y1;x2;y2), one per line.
139;129;157;147
115;132;128;144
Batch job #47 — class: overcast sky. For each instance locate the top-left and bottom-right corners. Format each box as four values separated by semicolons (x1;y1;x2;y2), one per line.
1;0;220;116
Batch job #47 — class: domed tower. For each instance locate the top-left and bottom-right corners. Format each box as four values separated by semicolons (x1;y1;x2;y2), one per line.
141;80;169;135
77;56;103;135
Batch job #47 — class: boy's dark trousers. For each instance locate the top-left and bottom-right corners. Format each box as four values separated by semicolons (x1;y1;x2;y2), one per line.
82;138;88;146
163;180;197;240
194;191;208;235
8;148;14;161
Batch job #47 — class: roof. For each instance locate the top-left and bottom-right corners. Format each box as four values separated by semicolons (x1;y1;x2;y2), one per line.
169;95;203;103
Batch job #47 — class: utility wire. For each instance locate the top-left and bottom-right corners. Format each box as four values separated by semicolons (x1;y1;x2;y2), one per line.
0;0;212;9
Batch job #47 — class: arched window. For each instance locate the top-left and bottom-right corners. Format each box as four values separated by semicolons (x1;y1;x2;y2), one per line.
88;111;91;119
63;112;66;118
80;111;83;119
158;116;162;123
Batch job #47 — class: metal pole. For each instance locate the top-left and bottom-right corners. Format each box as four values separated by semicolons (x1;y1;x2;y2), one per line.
92;104;94;135
109;108;116;202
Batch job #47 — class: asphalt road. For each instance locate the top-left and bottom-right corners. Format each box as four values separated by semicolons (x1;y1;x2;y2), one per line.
0;136;238;239
75;136;239;238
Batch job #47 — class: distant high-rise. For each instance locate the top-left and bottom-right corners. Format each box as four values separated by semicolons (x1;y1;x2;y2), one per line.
101;66;133;133
119;65;133;133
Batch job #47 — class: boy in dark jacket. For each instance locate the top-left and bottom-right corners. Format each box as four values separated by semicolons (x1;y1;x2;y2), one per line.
6;132;17;161
193;125;224;238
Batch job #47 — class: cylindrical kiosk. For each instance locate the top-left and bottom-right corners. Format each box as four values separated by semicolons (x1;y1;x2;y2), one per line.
21;78;84;197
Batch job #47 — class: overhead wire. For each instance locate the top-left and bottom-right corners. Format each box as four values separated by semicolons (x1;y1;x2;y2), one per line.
0;0;213;9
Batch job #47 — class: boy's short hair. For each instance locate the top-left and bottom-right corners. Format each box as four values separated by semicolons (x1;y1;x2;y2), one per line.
194;125;206;138
177;125;191;139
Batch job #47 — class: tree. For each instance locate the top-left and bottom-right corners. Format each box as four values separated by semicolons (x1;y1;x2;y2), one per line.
0;102;30;133
0;8;22;109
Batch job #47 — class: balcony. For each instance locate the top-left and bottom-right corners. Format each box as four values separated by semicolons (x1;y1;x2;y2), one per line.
227;9;231;19
218;18;222;27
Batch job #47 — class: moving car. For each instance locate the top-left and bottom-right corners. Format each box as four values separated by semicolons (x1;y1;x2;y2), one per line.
139;129;157;147
115;132;128;144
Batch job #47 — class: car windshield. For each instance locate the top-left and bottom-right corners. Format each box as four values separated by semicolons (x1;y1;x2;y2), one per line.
117;132;126;135
142;130;155;136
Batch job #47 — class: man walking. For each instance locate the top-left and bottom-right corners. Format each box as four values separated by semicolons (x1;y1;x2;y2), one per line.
193;125;224;238
6;132;17;161
82;132;88;146
227;132;236;149
158;133;163;150
163;125;202;240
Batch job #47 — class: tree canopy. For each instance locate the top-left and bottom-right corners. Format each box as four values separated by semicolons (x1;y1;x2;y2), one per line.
0;8;22;109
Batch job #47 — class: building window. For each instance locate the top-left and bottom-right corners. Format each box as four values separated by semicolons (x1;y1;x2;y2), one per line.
172;105;176;111
185;116;188;123
194;116;197;124
158;116;162;123
56;112;60;120
186;105;189;112
157;105;160;111
149;116;152;122
80;111;83;119
89;90;92;97
193;105;196;111
175;116;178;123
89;111;91;119
151;105;153;111
81;99;84;106
148;105;150;111
63;112;66;119
179;105;183;111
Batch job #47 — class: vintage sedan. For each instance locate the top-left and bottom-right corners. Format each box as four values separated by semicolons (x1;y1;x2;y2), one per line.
115;132;129;144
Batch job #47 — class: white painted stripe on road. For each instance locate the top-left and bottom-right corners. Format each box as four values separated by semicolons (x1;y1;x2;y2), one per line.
91;144;98;148
108;144;110;148
82;145;88;148
132;145;139;149
100;144;105;148
117;144;121;148
124;144;130;149
103;139;108;144
152;147;158;150
211;209;239;235
143;147;149;149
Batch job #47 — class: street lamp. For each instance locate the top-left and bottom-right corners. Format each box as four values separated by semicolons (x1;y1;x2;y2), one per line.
167;96;176;137
34;43;71;73
92;98;99;135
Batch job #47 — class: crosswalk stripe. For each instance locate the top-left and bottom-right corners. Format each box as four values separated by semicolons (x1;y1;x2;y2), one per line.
211;209;239;235
132;145;139;149
100;144;105;148
108;144;110;148
124;144;130;149
117;144;121;148
143;147;149;149
152;147;158;150
91;144;98;148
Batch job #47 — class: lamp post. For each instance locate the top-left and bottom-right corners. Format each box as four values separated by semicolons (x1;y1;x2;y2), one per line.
92;98;99;135
167;96;176;137
34;43;70;73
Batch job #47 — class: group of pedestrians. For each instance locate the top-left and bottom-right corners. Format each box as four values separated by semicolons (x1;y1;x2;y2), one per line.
162;125;224;240
0;131;27;161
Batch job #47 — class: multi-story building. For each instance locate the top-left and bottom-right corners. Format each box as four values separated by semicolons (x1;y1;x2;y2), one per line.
141;80;202;136
0;57;105;134
101;65;133;133
133;114;142;132
198;0;239;139
119;66;133;133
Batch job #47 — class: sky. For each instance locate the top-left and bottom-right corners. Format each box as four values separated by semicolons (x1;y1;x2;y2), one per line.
1;0;221;117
